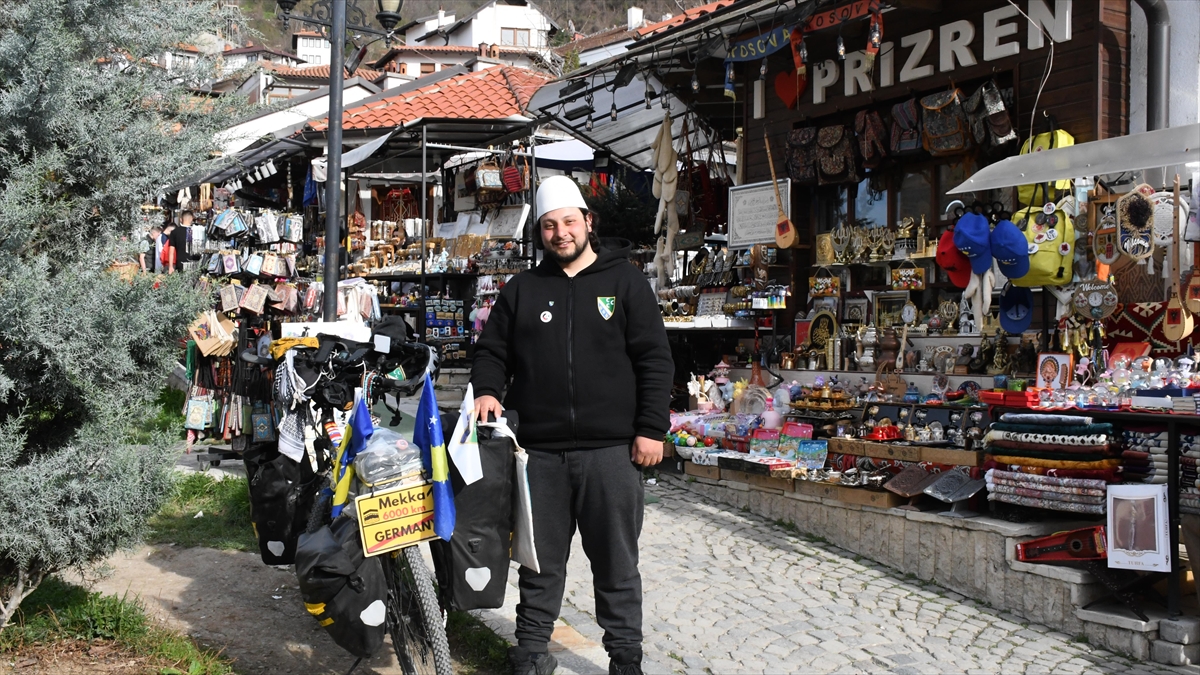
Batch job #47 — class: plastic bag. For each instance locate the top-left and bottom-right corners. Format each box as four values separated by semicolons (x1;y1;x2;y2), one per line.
353;428;424;486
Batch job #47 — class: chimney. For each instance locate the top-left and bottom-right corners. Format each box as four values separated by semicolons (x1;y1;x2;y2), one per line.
661;13;672;22
437;9;445;26
627;7;644;31
479;42;487;56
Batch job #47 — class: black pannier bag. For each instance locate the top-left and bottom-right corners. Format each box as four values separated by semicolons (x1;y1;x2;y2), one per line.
295;514;389;658
243;443;321;565
431;411;517;611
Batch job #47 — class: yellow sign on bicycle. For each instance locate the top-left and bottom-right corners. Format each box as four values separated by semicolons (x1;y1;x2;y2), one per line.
356;481;438;557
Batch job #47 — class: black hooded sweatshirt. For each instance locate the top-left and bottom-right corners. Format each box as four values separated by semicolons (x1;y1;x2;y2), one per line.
470;239;673;450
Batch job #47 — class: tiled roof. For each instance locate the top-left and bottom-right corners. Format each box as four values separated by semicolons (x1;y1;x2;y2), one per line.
271;64;385;81
636;0;736;37
556;26;637;55
224;43;302;60
311;66;551;131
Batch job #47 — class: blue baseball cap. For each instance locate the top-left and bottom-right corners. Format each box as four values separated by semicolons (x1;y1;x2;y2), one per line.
953;213;993;275
999;284;1034;334
990;219;1030;280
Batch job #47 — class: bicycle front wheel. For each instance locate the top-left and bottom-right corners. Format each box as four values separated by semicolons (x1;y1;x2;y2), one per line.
387;545;452;675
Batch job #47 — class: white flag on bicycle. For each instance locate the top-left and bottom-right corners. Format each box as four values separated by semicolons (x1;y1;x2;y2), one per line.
448;384;484;485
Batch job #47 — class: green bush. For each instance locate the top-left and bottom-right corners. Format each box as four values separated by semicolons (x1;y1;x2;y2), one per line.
0;0;252;631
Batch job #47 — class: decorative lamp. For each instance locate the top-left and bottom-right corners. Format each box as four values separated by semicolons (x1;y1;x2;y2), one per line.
376;0;404;33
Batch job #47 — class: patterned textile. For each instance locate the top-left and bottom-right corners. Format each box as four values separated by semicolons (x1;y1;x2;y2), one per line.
985;468;1108;491
1104;302;1197;357
992;422;1114;436
1000;413;1092;425
986;445;1114;461
987;455;1121;470
987;440;1115;456
985;430;1110;447
988;483;1106;505
987;492;1106;514
985;462;1123;482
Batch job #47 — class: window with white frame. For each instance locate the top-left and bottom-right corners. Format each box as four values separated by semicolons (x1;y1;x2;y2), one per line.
500;27;530;47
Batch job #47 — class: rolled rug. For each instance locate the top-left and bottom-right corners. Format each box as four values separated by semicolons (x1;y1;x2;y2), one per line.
987;492;1106;514
1000;413;1093;425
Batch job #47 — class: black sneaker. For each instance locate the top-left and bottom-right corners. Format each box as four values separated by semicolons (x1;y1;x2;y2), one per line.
509;646;558;675
608;648;643;675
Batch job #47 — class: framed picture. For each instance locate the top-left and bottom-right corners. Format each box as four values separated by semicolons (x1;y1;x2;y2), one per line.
873;291;909;327
1036;352;1073;389
843;298;869;324
1107;484;1170;572
811;297;838;315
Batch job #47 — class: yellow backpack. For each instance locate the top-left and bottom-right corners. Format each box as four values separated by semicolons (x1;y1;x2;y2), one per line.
1017;129;1074;207
1010;203;1075;287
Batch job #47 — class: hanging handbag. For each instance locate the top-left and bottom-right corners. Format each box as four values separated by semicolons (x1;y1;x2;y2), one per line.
889;98;923;156
816;124;858;185
1017;128;1075;206
476;160;503;191
891;260;926;290
981;81;1017;146
502;152;528;193
854;110;888;169
920;88;970;156
251;403;276;442
808;267;841;297
1011;191;1075;288
785;127;818;184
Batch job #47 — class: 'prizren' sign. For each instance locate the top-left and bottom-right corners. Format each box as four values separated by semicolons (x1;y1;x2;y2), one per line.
809;0;1072;104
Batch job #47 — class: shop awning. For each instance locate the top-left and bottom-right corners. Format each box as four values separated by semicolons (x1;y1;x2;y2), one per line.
527;0;813;170
948;124;1200;194
176;135;311;189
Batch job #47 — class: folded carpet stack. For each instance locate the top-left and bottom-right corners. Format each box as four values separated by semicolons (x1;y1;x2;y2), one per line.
985;468;1107;515
984;412;1120;514
1121;426;1171;485
1184;428;1200;516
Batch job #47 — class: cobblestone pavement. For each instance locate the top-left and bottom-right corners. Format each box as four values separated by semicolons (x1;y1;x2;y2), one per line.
478;476;1199;675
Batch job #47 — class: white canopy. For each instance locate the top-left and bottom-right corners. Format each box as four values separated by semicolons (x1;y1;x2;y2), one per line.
949;124;1200;194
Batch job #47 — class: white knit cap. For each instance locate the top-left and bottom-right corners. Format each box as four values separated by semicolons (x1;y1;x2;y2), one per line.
535;175;588;221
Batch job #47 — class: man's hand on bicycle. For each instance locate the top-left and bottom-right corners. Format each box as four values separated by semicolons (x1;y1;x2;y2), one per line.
474;395;503;423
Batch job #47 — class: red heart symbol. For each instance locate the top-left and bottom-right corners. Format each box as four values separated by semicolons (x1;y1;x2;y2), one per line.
773;67;807;109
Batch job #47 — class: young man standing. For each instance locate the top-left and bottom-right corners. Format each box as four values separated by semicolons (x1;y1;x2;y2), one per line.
167;210;194;273
139;224;162;273
471;175;673;675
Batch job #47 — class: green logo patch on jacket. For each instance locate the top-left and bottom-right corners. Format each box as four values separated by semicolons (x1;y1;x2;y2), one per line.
597;296;615;320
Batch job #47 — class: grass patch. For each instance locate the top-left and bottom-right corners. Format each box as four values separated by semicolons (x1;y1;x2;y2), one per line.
133;387;186;444
772;518;799;533
446;611;509;675
0;577;233;674
146;473;257;552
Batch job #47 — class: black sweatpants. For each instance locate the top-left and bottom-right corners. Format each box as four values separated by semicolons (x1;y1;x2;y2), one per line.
515;443;644;656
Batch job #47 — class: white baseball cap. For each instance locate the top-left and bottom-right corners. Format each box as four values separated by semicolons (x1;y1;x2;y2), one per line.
535;175;589;221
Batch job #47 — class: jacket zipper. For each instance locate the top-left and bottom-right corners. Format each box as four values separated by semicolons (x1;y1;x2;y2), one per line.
566;278;577;444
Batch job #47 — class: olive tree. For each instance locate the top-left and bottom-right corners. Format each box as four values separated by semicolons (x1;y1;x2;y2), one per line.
0;0;250;630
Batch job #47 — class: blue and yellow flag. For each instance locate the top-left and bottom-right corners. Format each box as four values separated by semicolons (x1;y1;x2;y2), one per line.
331;393;374;518
414;372;455;540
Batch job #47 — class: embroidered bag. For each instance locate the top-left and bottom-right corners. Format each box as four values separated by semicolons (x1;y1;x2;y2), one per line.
981;81;1017;146
920;89;970;156
854;110;888;169
889;98;923;156
785;127;818;184
816;125;858;185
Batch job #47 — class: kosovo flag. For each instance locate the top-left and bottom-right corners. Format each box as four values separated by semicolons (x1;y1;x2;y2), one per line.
414;372;455;540
331;393;375;518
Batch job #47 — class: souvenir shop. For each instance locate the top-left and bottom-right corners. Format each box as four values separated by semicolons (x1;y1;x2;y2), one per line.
529;0;1200;662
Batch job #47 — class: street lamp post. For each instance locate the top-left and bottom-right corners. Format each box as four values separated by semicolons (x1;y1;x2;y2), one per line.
275;0;403;321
